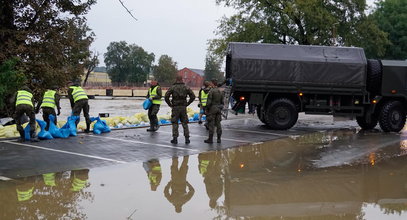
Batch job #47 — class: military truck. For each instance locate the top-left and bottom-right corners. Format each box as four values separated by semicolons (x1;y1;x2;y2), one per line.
225;42;407;132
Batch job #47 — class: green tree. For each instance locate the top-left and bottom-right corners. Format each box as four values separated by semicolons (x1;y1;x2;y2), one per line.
153;55;178;86
211;0;388;58
204;53;224;82
0;0;96;92
373;0;407;59
0;58;26;117
104;41;155;85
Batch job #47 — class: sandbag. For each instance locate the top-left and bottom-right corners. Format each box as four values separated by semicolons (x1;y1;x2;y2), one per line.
90;117;111;135
61;115;79;137
48;115;70;138
143;99;152;110
24;124;31;141
36;119;53;140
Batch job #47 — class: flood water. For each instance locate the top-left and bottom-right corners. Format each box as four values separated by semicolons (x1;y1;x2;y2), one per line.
1;129;407;219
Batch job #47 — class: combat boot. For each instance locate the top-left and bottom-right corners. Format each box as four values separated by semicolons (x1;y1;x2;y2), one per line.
217;134;221;143
154;124;160;131
147;125;155;132
204;134;213;144
18;130;25;142
198;120;202;124
84;122;90;133
185;136;190;144
170;137;178;144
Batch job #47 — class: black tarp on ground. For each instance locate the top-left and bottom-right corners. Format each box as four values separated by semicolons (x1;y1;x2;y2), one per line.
226;42;367;90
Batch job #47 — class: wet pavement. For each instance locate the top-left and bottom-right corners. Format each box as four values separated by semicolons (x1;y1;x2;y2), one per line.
1;116;407;219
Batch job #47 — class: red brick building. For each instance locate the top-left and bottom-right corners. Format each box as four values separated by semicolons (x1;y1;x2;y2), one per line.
177;68;204;88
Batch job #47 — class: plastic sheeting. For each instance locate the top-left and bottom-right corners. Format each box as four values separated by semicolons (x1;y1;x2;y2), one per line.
226;43;367;88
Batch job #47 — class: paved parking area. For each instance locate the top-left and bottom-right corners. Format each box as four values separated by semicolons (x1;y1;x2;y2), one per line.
0;116;348;179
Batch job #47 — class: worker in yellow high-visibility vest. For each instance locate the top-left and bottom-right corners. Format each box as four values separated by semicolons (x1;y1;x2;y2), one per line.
12;86;39;142
198;81;210;126
67;81;90;132
36;86;61;130
146;79;162;132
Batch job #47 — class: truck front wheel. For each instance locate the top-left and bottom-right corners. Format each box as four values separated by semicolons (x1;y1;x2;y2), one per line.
379;101;406;132
265;98;298;130
356;114;378;130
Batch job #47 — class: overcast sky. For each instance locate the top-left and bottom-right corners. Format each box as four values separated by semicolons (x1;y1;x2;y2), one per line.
86;0;234;70
87;0;377;70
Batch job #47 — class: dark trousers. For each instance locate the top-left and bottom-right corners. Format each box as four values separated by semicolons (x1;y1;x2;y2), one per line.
42;107;56;130
15;104;36;138
72;99;90;129
171;106;189;138
148;104;160;127
207;106;222;136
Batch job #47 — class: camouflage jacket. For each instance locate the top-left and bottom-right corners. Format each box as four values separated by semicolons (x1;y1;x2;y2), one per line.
165;82;196;107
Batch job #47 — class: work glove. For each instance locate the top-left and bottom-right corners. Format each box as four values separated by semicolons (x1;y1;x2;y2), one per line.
198;103;201;108
57;109;61;116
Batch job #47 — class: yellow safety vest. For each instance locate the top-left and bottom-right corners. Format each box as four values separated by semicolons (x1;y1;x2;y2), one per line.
70;86;88;103
16;187;34;202
71;177;87;192
40;90;56;109
199;160;210;175
148;165;161;185
42;173;56;186
148;86;161;105
200;90;209;107
16;90;33;107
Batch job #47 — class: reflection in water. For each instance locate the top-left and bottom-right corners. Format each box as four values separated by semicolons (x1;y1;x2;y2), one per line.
1;129;407;219
164;156;195;213
0;169;92;220
198;152;223;209
143;159;162;191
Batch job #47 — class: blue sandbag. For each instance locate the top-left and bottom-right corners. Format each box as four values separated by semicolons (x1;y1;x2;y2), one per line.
90;117;111;135
61;115;79;137
36;119;53;140
143;99;152;110
24;124;31;141
193;113;199;121
48;115;70;138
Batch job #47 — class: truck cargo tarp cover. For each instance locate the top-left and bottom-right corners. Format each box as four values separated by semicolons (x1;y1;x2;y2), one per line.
227;43;367;88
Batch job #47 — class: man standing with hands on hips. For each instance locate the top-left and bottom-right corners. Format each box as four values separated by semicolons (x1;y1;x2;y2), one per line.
165;75;196;144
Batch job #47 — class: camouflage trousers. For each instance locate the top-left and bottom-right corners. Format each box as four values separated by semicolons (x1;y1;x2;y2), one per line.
42;107;57;130
72;99;90;128
14;104;36;138
171;106;189;138
148;104;160;126
207;107;222;136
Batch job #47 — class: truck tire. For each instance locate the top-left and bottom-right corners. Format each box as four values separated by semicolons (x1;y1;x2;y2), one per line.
257;106;266;124
356;114;378;130
265;98;298;130
366;59;382;94
379;100;406;132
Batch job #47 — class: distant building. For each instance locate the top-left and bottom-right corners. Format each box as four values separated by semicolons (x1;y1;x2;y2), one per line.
177;67;204;87
81;71;111;87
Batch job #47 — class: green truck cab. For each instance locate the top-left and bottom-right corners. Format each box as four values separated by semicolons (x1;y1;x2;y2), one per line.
225;42;407;132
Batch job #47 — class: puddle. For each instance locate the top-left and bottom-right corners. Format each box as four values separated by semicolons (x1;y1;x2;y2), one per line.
1;129;407;219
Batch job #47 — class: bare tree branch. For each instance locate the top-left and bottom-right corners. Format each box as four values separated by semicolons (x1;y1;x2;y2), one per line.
118;0;138;21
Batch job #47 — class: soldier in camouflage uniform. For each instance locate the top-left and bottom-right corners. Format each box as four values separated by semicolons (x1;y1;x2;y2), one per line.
204;81;224;144
165;75;196;144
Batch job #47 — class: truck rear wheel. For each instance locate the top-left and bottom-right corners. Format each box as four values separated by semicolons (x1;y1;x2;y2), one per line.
367;59;382;94
356;114;378;130
265;98;298;130
379;101;406;132
257;106;266;124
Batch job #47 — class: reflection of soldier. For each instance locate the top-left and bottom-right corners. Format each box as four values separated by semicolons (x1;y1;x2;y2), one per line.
70;169;89;192
16;176;36;202
204;81;224;143
164;156;195;213
143;159;162;191
164;75;196;144
198;152;223;209
42;173;57;187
